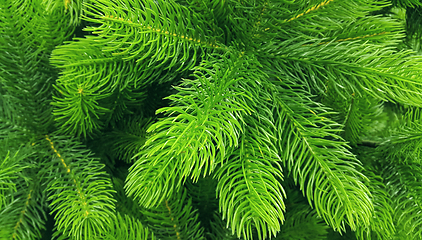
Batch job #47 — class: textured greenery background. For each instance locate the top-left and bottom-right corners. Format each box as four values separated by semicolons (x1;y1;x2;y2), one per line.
2;0;422;240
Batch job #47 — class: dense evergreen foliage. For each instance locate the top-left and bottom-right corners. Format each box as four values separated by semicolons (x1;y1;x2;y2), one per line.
1;0;422;239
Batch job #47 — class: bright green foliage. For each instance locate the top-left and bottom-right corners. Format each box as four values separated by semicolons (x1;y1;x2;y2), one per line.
355;167;395;240
0;180;48;240
382;162;422;240
140;189;206;239
2;0;422;239
83;0;220;63
42;134;116;240
0;145;47;240
276;203;329;240
259;18;422;107
272;85;374;232
322;93;383;146
42;0;85;26
50;36;148;137
125;52;255;209
215;123;286;239
101;213;155;240
379;123;422;163
0;151;29;210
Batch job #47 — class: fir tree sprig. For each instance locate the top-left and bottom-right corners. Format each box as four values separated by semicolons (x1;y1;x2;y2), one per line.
271;83;373;233
382;162;422;239
42;134;116;240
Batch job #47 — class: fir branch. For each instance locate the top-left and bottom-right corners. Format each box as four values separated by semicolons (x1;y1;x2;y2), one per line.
0;151;31;210
241;0;390;41
125;52;256;209
42;134;116;240
0;0;73;134
322;93;383;146
50;35;181;137
282;0;336;23
302;16;402;46
276;203;329;240
392;0;422;7
402;105;422;123
207;212;238;240
42;0;85;25
355;167;395;240
215;112;286;240
272;83;373;233
337;98;365;146
35;1;76;52
51;36;133;137
378;122;422;164
382;162;422;239
83;0;227;66
0;182;48;240
145;53;254;177
141;189;206;239
101;213;156;240
125;141;182;208
182;0;233;45
405;6;422;52
259;31;422;107
0;147;48;240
